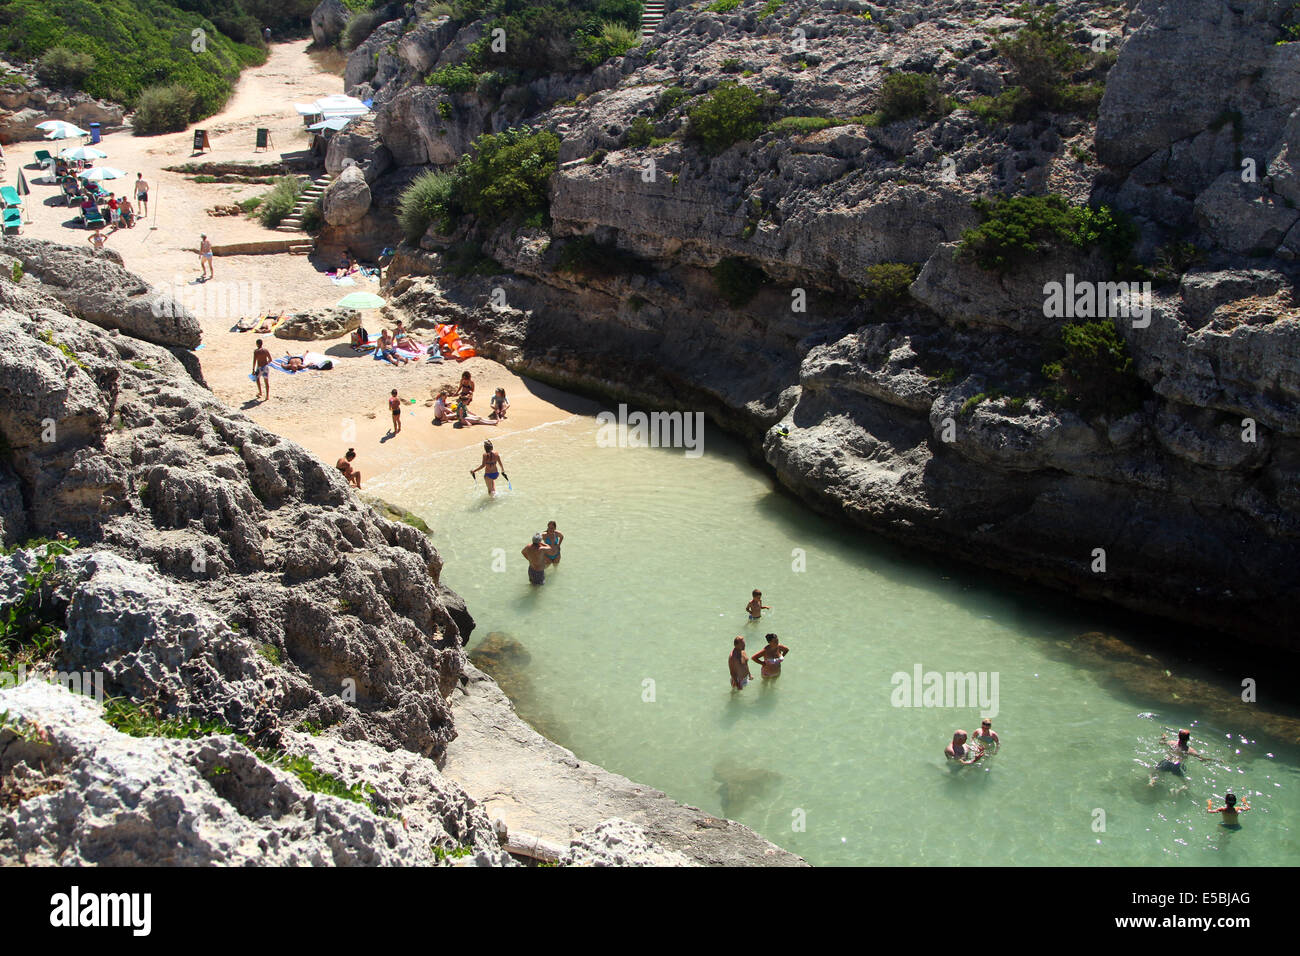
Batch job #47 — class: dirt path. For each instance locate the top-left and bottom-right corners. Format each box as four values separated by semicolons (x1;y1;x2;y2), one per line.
11;40;575;491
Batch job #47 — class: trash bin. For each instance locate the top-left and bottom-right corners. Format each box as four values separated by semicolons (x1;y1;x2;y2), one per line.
89;123;101;144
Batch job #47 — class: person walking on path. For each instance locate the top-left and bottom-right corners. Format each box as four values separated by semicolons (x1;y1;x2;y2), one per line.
199;234;214;280
135;173;149;217
252;338;272;402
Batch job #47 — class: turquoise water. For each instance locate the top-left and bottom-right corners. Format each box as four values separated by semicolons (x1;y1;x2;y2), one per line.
375;413;1300;866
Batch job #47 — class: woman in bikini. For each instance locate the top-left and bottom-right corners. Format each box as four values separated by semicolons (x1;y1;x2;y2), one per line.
470;440;505;497
542;521;563;565
458;371;475;408
751;633;789;679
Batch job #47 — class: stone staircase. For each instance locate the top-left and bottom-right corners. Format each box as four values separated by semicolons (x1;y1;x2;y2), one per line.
276;172;331;233
642;0;666;40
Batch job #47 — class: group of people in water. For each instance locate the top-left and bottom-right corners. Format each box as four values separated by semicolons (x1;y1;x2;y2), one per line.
728;590;790;689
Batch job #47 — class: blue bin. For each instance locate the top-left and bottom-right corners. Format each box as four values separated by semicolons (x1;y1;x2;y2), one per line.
89;123;101;144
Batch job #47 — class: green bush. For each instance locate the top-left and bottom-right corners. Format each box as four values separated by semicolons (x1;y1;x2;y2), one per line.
625;116;656;147
0;0;265;124
769;115;836;135
257;176;303;229
864;262;919;304
299;198;324;234
958;194;1135;273
578;20;639;67
995;3;1107;115
758;0;784;19
965;87;1035;124
397;169;456;242
1041;320;1146;418
35;46;95;87
451;127;560;222
876;72;944;124
712;257;765;306
342;9;386;51
426;62;477;92
710;0;741;11
655;84;690;115
720;57;742;73
132;83;199;134
686;82;768;155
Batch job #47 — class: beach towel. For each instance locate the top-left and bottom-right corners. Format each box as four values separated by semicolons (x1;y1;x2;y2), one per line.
331;276;356;286
373;341;431;361
251;352;334;378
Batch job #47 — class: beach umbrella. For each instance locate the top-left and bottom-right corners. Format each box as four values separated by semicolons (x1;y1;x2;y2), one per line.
16;169;31;223
336;292;386;310
59;146;108;161
38;121;88;139
78;167;126;182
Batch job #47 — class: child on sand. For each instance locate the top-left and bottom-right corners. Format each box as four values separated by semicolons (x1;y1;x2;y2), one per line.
490;387;509;420
388;389;402;435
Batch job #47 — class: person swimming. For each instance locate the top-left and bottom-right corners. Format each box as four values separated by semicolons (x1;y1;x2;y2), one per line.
1207;792;1251;829
752;633;789;679
746;589;769;621
972;719;999;752
945;730;985;765
1149;728;1207;785
542;521;563;565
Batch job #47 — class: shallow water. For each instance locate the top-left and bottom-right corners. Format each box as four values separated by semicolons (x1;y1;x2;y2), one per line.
375;413;1300;866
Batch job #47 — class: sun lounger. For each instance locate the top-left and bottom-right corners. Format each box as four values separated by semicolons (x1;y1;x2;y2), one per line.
0;186;22;208
33;150;53;170
2;207;22;234
81;207;105;229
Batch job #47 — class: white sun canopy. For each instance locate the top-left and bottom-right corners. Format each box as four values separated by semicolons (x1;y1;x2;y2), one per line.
294;94;371;122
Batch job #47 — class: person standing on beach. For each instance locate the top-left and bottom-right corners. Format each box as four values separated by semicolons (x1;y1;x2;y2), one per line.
87;229;106;251
199;234;214;280
751;633;789;679
388;389;402;435
135;173;149;217
542;521;563;566
470;440;506;496
252;338;272;402
746;589;770;621
729;636;752;691
337;448;362;489
521;533;556;586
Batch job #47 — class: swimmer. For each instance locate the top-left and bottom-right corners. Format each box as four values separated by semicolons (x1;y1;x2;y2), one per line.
470;440;506;496
728;636;752;691
521;533;556;586
751;633;789;679
745;589;770;621
945;730;984;765
972;718;999;752
1149;728;1206;785
1207;793;1251;829
542;521;563;565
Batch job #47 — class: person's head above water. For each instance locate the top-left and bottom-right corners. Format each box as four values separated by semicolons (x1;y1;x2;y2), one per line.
1178;729;1191;745
733;636;744;649
546;521;556;531
765;633;780;645
752;589;762;598
953;730;968;743
532;533;542;544
981;719;992;729
1225;793;1238;808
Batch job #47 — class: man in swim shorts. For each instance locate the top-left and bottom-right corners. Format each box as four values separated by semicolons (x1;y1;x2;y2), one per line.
746;589;769;621
729;636;752;691
542;521;563;565
252;338;272;401
521;533;556;586
945;730;985;765
752;633;789;679
1150;728;1207;785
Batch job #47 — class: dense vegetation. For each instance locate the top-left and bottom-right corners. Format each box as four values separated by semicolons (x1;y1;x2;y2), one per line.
864;262;920;305
872;72;948;125
397;127;559;239
958;194;1135;273
0;0;314;130
257;176;304;229
686;82;770;155
1041;320;1148;419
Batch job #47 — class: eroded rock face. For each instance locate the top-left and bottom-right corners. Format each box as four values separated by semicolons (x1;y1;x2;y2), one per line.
0;60;124;142
310;0;351;47
274;307;361;341
323;163;373;226
0;237;198;348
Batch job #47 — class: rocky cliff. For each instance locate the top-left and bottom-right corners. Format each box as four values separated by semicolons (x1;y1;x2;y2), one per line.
0;238;798;865
323;0;1299;644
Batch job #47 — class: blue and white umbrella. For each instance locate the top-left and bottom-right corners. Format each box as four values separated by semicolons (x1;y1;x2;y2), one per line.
37;121;88;140
59;146;108;161
78;166;126;182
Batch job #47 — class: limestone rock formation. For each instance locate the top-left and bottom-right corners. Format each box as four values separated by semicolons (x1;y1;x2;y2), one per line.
310;0;351;48
274;307;361;341
322;163;373;226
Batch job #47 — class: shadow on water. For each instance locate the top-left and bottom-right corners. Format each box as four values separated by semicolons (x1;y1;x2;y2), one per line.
713;756;782;818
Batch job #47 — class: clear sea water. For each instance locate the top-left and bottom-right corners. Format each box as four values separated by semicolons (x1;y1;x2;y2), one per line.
374;410;1300;866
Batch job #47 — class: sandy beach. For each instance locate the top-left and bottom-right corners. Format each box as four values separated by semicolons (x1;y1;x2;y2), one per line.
8;39;578;487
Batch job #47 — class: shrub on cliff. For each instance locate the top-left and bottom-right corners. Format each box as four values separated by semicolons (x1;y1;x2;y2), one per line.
864;262;919;305
397;170;456;242
426;62;477;92
959;194;1135;273
342;9;387;51
452;127;560;223
35;46;96;87
712;257;765;306
686;82;768;155
257;176;304;229
1041;320;1147;419
578;21;640;67
994;3;1111;116
449;0;643;75
132;83;199;135
875;72;946;124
